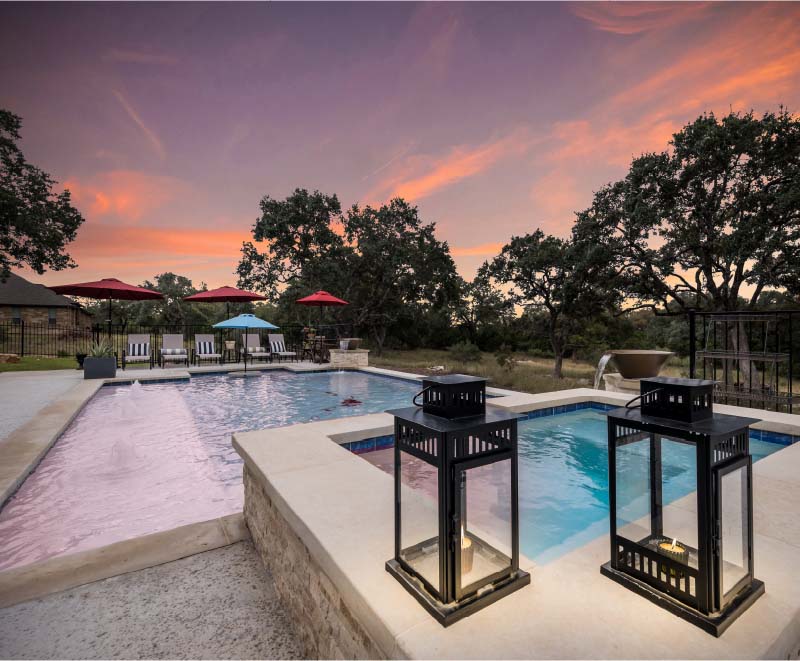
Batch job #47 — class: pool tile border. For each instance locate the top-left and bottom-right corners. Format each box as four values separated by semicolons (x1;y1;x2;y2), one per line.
341;401;800;454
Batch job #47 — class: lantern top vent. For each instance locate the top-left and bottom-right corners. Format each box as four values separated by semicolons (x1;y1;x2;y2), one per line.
419;373;487;419
639;376;716;423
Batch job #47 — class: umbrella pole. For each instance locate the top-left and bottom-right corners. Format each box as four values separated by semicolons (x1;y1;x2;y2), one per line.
107;296;112;340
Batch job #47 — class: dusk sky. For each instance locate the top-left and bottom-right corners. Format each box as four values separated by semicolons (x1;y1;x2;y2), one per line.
2;1;799;289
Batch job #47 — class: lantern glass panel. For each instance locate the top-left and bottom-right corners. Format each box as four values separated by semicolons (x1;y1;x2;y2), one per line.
615;435;699;570
720;465;750;596
398;450;440;592
615;437;651;542
458;459;513;591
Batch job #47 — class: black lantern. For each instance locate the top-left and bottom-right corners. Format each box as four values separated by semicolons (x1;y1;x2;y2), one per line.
386;375;530;626
602;377;765;636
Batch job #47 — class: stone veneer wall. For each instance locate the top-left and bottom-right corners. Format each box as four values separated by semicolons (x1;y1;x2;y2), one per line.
243;466;385;659
329;349;369;369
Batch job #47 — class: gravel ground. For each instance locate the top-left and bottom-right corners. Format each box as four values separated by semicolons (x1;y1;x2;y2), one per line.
0;541;303;659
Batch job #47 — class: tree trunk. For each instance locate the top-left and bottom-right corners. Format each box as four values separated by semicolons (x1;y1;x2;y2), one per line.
372;325;387;356
552;352;564;379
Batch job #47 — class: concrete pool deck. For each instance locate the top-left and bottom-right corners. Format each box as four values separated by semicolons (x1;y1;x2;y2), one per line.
234;387;800;659
3;366;800;658
0;541;303;659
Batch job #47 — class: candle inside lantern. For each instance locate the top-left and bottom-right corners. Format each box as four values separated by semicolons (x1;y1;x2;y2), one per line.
461;535;474;574
655;536;689;564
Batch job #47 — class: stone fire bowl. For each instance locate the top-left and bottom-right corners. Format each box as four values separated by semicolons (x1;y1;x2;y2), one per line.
610;350;674;379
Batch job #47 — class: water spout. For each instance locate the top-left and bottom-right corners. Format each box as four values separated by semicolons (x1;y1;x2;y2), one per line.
594;352;614;390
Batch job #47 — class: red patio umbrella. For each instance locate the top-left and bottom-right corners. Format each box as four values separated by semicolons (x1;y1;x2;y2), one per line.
183;286;266;317
50;277;163;334
296;290;349;362
296;290;348;328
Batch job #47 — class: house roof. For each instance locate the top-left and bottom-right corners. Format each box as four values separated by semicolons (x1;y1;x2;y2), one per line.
0;273;83;309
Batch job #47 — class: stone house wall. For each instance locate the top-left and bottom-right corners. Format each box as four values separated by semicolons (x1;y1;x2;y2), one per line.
0;306;92;327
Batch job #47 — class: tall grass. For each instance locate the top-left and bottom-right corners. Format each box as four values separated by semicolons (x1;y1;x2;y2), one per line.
371;349;594;394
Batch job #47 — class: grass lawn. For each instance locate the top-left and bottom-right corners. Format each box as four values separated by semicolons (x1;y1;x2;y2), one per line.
370;348;691;395
0;356;77;372
370;349;594;394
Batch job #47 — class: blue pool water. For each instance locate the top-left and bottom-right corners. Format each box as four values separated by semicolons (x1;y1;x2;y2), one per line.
0;371;421;570
517;410;781;563
361;408;785;565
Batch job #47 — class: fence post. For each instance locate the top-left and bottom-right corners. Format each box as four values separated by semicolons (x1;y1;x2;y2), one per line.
688;310;696;378
19;320;25;358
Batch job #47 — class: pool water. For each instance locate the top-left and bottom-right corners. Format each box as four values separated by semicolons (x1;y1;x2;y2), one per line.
0;371;421;570
362;409;783;564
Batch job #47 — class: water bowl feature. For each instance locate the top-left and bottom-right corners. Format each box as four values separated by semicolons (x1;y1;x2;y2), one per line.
594;350;674;391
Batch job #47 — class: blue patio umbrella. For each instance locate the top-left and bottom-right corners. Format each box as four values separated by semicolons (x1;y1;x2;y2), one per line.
213;313;278;373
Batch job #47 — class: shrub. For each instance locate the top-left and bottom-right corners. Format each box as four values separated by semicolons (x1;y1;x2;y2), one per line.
448;341;481;363
87;338;114;358
495;344;516;371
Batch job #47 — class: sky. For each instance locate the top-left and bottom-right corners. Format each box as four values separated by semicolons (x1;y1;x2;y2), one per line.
2;1;799;290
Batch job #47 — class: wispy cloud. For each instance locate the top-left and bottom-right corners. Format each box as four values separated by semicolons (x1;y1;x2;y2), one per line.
103;49;177;65
361;142;416;181
367;129;535;203
64;170;187;222
450;242;505;258
570;2;713;35
112;89;167;161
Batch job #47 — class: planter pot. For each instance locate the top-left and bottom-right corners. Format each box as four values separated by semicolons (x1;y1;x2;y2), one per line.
84;356;116;379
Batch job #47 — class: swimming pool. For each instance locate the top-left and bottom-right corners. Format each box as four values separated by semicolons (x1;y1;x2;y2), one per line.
360;408;784;564
0;371;421;570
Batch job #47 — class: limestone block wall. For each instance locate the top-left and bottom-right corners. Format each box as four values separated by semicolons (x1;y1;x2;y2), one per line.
329;349;369;369
243;466;385;659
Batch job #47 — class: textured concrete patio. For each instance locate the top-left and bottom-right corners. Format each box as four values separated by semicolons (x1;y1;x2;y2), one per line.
0;541;303;659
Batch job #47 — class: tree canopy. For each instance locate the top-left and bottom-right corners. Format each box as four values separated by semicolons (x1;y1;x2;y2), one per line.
0;109;84;281
573;109;800;312
485;229;620;377
237;189;461;352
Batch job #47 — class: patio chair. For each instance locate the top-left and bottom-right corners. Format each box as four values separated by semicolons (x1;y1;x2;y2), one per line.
193;334;223;365
268;333;297;363
160;334;189;367
241;333;271;364
122;333;154;370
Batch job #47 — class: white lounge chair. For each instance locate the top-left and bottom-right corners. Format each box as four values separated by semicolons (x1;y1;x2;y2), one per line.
122;333;153;370
268;333;297;363
160;334;189;367
241;333;271;364
194;334;222;365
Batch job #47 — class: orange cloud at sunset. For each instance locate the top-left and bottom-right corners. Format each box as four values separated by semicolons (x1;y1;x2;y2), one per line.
64;171;188;222
571;1;713;35
368;129;535;203
450;242;506;258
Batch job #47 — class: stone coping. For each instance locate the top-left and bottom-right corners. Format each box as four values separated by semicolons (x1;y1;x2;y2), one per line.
0;513;249;609
234;387;800;659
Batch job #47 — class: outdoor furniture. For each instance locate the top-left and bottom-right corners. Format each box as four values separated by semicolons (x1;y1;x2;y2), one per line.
160;334;189;367
268;333;297;363
223;340;237;363
122;333;154;370
301;328;317;361
241;333;271;364
311;336;336;363
194;334;222;365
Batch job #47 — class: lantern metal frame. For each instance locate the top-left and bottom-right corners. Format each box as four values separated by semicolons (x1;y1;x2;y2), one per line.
601;405;765;636
385;404;530;626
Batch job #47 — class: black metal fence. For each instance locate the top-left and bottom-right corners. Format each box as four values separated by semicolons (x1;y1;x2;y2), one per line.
0;320;356;364
688;310;798;413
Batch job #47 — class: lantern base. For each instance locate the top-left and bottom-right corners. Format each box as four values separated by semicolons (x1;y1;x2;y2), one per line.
600;562;764;637
386;559;530;627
